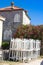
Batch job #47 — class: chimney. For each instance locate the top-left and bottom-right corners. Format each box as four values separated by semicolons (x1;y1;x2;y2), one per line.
11;2;14;9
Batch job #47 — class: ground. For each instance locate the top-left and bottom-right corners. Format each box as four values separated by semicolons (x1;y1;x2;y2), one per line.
0;58;43;65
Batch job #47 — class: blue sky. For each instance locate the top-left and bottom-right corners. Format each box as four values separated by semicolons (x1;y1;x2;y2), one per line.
0;0;43;25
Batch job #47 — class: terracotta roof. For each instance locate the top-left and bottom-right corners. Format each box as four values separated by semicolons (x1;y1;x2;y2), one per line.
0;6;31;20
0;6;25;11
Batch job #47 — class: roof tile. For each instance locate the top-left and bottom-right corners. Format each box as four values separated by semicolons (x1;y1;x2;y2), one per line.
0;6;23;11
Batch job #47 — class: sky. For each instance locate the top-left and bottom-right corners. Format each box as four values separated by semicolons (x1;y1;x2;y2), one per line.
0;0;43;25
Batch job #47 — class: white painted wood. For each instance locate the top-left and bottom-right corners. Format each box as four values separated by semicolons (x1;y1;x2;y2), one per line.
9;38;41;61
0;16;5;48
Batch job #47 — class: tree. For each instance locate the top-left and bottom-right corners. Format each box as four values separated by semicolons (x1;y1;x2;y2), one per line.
13;25;41;39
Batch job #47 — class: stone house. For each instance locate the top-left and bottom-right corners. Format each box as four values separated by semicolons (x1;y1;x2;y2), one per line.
0;3;31;60
0;2;42;61
0;2;31;42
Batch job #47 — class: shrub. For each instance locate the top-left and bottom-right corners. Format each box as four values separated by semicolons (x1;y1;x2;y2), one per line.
2;42;9;50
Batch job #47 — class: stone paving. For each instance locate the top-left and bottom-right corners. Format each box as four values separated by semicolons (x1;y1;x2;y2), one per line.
27;59;43;65
0;59;43;65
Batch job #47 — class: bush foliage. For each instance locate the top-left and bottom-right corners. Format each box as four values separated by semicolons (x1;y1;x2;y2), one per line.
14;25;43;40
2;42;9;49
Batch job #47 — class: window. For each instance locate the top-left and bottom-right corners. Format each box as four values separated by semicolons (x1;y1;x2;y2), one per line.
4;29;12;40
14;13;20;22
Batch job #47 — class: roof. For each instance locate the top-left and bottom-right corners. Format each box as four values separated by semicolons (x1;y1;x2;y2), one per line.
0;6;26;11
0;6;31;20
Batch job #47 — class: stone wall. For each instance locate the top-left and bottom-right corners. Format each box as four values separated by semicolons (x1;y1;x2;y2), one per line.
3;50;9;60
0;10;23;41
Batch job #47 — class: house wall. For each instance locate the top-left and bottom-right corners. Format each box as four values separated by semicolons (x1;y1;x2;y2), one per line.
22;11;30;25
0;17;5;60
0;20;3;47
0;11;23;41
0;10;30;41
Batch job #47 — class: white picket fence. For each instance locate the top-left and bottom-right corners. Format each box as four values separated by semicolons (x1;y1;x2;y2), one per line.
9;38;41;61
0;50;3;60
